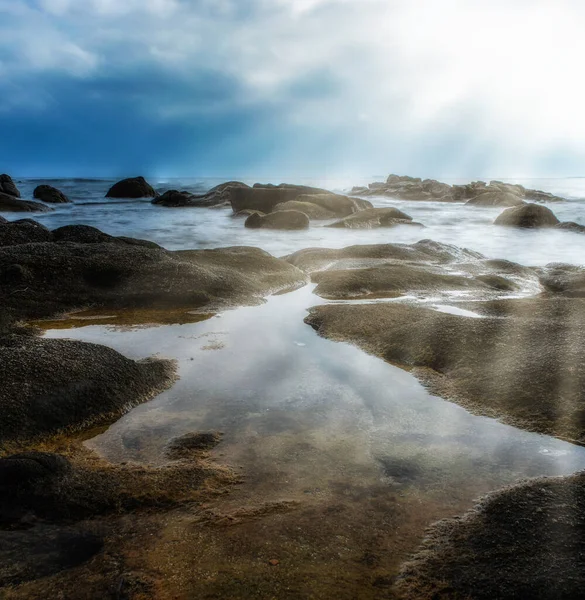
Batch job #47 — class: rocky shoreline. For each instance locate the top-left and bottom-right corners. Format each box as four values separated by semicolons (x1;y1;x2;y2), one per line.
1;173;585;598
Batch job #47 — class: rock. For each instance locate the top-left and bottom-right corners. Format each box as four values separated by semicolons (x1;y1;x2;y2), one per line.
231;185;371;217
0;220;53;246
0;174;20;197
0;192;53;213
105;176;156;199
245;210;310;230
295;193;372;217
0;233;307;320
556;221;585;233
327;207;417;229
166;431;222;459
33;185;70;204
305;297;585;441
233;209;266;218
0;216;7;224
489;180;526;196
273;200;337;220
539;263;585;296
152;190;197;207
0;453;71;488
525;189;565;203
466;190;525;207
0;334;176;444
395;472;585;600
191;181;250;207
52;224;116;244
494;203;560;228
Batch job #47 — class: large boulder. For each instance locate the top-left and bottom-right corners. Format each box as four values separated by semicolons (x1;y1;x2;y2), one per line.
0;219;52;247
494;203;560;228
153;182;251;208
231;185;371;217
466;190;525;207
0;233;307;320
0;175;20;198
0;192;53;213
273;200;337;220
33;185;70;204
327;207;419;229
0;334;175;444
105;176;156;199
245;210;310;230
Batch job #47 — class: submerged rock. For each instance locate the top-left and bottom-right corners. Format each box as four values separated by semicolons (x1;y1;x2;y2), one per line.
151;189;195;207
33;185;70;204
0;174;20;198
105;176;156;199
0;192;53;213
556;221;585;234
395;471;585;600
494;203;560;228
0;334;176;444
167;431;222;459
245;210;310;230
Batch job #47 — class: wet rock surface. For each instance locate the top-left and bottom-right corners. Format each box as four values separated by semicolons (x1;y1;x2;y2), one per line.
395;472;585;600
166;431;223;459
306;297;585;442
245;209;310;230
105;176;156;199
0;220;53;246
33;185;69;204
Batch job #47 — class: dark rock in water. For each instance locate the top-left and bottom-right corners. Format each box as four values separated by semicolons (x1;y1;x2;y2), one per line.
0;216;7;224
0;192;53;213
0;219;52;246
233;209;266;218
556;221;585;233
33;185;70;204
0;234;307;320
105;176;156;198
152;189;196;207
153;182;251;208
0;174;20;198
0;334;176;444
494;203;560;228
0;452;71;488
0;525;104;587
294;193;372;217
395;472;585;600
245;210;310;230
327;207;417;229
167;431;222;459
525;189;565;202
53;224;115;244
466;190;525;207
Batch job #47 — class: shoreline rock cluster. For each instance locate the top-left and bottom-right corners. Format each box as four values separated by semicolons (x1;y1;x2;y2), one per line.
351;173;567;205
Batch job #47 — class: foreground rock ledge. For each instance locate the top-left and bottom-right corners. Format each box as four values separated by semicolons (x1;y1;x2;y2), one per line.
305;297;585;442
0;225;307;320
394;471;585;600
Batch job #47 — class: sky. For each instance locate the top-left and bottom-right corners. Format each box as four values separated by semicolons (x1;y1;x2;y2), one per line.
1;0;585;178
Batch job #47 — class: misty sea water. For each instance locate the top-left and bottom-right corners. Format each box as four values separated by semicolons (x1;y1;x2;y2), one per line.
5;175;585;264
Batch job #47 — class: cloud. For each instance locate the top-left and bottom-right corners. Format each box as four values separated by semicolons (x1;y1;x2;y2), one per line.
1;0;585;176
